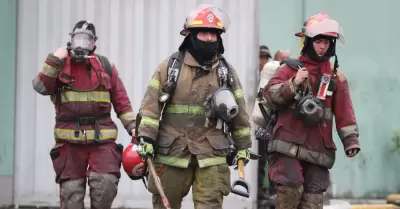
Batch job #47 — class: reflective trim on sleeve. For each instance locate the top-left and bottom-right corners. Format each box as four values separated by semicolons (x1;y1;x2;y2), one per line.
149;78;161;90
119;111;136;128
232;127;251;138
40;63;60;78
338;124;358;141
141;116;159;129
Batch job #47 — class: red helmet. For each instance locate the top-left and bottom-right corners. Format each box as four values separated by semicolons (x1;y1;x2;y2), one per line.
122;142;146;180
180;4;230;36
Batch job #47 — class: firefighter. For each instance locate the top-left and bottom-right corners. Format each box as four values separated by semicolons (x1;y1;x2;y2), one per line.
263;13;360;208
135;4;252;209
32;20;136;209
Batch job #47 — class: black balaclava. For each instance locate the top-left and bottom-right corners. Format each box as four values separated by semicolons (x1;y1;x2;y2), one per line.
301;34;336;62
179;28;224;65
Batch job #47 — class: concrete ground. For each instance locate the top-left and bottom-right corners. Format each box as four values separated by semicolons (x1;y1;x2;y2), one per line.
324;199;400;209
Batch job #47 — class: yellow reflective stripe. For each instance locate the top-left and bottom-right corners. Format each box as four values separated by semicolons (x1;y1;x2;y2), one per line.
54;128;117;141
198;156;226;168
233;127;251;138
154;154;190;168
119;111;136;127
141;116;159;129
234;89;244;99
40;63;59;78
166;105;205;115
149;78;161;90
191;20;203;25
60;91;111;103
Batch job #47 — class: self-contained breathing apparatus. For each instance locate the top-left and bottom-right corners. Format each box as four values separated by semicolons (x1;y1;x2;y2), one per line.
291;56;339;127
55;21;114;143
153;51;251;166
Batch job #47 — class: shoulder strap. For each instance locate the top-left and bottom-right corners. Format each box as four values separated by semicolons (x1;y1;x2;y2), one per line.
166;51;184;83
97;54;113;77
280;58;304;70
217;55;233;88
158;51;185;121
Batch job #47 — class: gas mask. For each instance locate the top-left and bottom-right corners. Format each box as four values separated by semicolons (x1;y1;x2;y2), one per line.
68;21;96;60
211;87;239;122
294;92;325;126
203;62;238;130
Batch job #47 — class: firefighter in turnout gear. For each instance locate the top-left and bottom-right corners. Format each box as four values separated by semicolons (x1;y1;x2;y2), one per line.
32;20;136;209
135;4;252;209
263;13;360;208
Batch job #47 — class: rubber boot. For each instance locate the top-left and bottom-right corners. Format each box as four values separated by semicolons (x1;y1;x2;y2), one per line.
298;193;323;209
275;185;303;209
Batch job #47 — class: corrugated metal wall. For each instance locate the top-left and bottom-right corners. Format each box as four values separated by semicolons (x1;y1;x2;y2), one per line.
260;0;400;199
15;0;259;208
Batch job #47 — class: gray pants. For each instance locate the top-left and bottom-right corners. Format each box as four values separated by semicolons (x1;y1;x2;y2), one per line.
60;172;119;209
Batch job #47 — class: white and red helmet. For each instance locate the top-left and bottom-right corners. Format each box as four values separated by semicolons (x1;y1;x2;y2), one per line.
295;12;345;43
180;4;230;36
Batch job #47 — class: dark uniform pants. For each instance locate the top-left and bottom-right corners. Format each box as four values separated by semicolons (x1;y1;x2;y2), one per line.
268;152;329;209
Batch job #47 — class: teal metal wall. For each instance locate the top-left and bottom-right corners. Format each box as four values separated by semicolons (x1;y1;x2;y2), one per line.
0;0;17;205
0;0;17;176
260;0;400;198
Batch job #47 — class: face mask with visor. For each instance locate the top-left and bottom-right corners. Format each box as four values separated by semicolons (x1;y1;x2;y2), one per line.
68;22;97;60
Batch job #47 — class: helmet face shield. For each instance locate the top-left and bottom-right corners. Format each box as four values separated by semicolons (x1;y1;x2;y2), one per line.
71;32;95;51
304;19;345;43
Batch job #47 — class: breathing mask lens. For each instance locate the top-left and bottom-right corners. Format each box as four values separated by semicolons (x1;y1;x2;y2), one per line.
71;33;95;51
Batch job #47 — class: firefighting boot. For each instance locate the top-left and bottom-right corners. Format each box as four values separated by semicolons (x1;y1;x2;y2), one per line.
275;185;303;209
298;193;323;209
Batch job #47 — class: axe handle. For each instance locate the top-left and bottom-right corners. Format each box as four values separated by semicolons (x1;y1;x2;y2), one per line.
147;158;171;209
238;159;245;179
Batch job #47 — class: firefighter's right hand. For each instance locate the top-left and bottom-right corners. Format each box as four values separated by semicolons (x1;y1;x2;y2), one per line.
294;67;308;85
138;139;154;157
53;47;68;59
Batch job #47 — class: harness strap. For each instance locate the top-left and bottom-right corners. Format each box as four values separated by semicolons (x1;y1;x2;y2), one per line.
56;113;111;142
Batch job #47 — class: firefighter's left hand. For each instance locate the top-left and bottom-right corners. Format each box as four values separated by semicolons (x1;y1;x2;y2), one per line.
346;147;360;157
233;149;250;169
138;140;154;157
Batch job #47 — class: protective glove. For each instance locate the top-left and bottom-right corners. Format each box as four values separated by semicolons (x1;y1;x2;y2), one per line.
233;149;250;170
137;137;155;157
